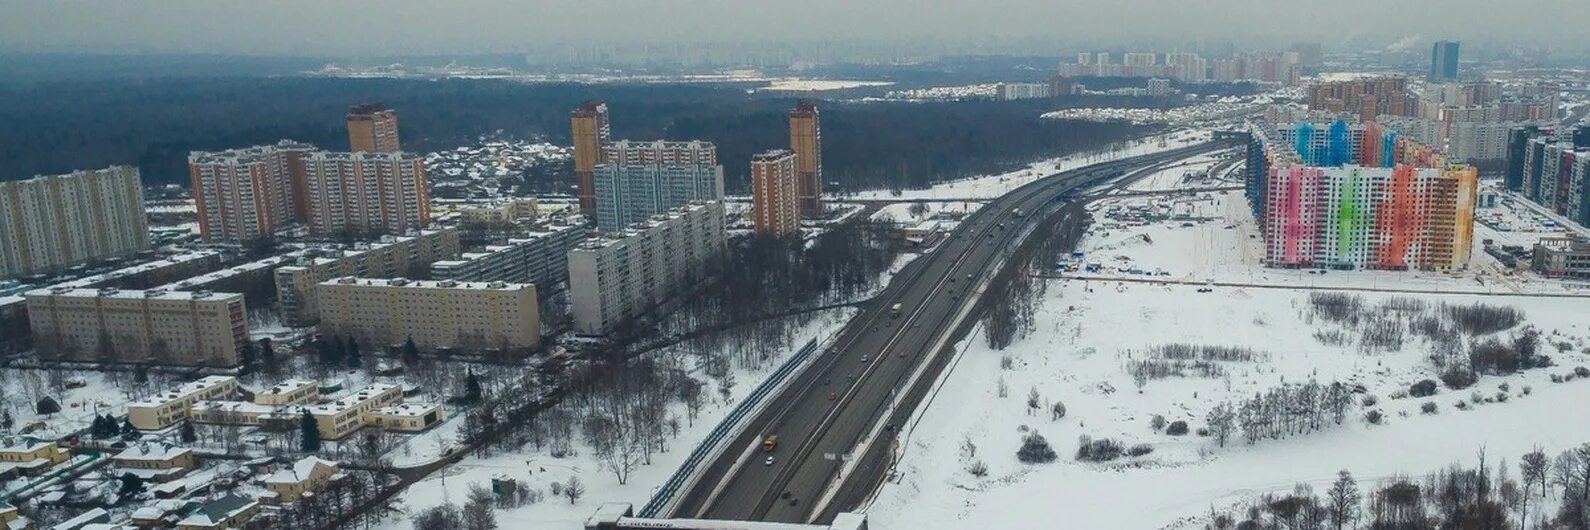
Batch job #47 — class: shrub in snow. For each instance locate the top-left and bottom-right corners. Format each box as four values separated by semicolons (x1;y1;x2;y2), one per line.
1196;427;1210;437
1360;395;1379;407
1551;374;1565;384
1389;390;1409;400
1522;385;1532;396
1576;366;1590;378
1166;420;1189;436
967;460;988;477
1455;401;1469;410
1534;354;1553;368
1364;410;1384;425
1050;401;1066;421
1498;382;1510;392
1150;414;1167;432
1495;392;1509;403
1470;391;1484;404
1127;444;1154;457
1074;435;1124;462
1420;402;1438;414
1016;432;1057;464
1409;379;1439;398
1439;367;1476;390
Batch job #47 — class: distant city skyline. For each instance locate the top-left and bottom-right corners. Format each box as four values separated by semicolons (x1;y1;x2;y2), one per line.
3;0;1587;57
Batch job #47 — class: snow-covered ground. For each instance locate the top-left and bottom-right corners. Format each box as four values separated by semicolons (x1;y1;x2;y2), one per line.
843;129;1211;201
870;250;1590;530
1122;153;1234;193
379;308;857;528
869;201;984;225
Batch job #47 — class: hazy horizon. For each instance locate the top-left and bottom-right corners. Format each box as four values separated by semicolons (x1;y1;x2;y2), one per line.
4;0;1588;58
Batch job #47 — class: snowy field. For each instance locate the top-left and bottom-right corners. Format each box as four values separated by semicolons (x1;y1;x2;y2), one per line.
869;181;1590;528
870;263;1590;529
1122;153;1235;193
844;129;1212;201
379;308;857;528
868;201;984;225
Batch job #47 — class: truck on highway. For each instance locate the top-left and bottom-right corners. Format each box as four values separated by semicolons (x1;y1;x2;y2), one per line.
890;303;902;317
762;435;778;452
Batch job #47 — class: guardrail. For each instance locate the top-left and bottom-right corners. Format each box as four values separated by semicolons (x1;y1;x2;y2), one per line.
638;337;820;517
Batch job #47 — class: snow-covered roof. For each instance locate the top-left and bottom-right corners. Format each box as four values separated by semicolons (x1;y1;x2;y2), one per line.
0;437;53;453
177;494;255;527
305;384;399;415
129;376;236;408
372;403;440;417
114;443;192;462
265;457;337;485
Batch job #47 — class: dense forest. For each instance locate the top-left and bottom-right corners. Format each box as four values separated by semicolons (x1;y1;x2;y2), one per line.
0;76;1157;193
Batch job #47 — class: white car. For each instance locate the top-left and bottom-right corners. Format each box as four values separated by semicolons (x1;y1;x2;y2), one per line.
765;456;775;466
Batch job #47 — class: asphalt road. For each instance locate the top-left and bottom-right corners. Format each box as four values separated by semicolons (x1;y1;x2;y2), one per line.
667;142;1223;523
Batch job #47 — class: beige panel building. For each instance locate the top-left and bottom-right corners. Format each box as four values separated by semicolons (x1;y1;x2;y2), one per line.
347;103;401;153
0;166;150;279
751;150;800;236
301;150;430;237
26;287;247;367
317;277;540;352
273;227;461;326
126;376;239;430
569;201;726;335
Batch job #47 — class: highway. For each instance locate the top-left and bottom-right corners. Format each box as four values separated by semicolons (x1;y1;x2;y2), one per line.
666;141;1225;524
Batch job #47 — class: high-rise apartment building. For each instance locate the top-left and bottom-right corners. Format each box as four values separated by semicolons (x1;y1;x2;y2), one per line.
188;142;315;242
1247;119;1477;272
751;150;801;236
593;140;723;232
346;103;401;152
273;227;460;326
0;166;151;279
301;151;430;236
1522;138;1590;226
430;223;587;290
568;202;726;336
1430;41;1460;82
317;277;540;352
1306;77;1412;122
790;100;823;214
26;286;247;366
571;100;612;213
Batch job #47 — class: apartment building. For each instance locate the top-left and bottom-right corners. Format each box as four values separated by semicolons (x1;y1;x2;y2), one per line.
1306;77;1412;121
317;277;541;352
26;287;247;367
1249;119;1478;272
569;201;726;336
254;379;319;406
593;140;723;232
1522;138;1590;227
273;227;461;326
430;223;586;290
300;150;430;236
1533;236;1590;280
188;141;316;242
458;198;539;226
751;150;801;236
790;100;823;214
127;376;240;430
371;403;446;432
571;100;612;213
0;166;150;279
346;103;401;152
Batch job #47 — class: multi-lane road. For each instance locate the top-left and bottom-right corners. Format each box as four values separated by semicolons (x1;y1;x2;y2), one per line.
667;142;1224;524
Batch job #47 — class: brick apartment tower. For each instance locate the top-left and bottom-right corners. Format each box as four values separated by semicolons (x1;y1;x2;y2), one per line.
347;103;401;152
751;149;800;236
789;100;823;215
571;100;611;213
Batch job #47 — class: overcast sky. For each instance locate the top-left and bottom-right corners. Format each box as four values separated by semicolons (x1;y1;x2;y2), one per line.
3;0;1586;57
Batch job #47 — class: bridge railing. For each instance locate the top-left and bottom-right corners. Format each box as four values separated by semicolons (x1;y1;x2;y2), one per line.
638;337;820;517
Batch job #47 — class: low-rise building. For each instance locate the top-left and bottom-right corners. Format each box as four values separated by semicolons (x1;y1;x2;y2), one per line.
370;403;445;432
112;444;196;482
457;198;539;226
264;457;341;503
175;494;259;530
305;384;403;439
317;278;540;352
0;438;69;479
430;223;586;291
48;508;107;530
569;202;727;336
25;287;247;367
1533;236;1590;280
127;376;239;430
253;379;318;406
0;502;31;530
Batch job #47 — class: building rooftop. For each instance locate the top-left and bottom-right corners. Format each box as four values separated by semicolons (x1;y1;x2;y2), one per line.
321;277;529;291
265;456;337;485
177;494;256;527
373;403;440;417
305;384;400;415
114;443;192;462
26;286;243;303
129;376;236;408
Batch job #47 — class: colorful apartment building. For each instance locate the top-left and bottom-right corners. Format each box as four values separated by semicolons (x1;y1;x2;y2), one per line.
1247;119;1477;272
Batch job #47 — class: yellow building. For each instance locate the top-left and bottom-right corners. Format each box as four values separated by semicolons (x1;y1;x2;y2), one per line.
127;376;239;430
459;198;539;226
306;384;403;439
317;278;540;352
253;379;318;406
272;227;461;327
371;403;445;432
176;494;259;530
0;503;30;530
25;288;247;367
0;438;70;478
113;444;196;482
264;457;341;503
